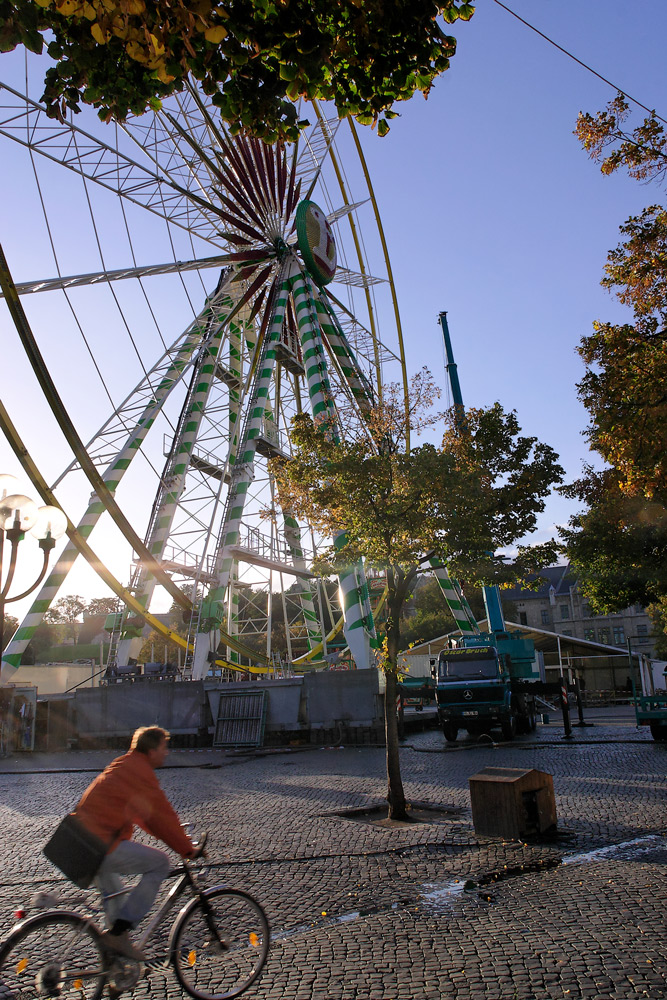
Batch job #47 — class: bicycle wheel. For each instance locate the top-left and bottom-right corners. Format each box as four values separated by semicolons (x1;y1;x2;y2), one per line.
0;911;106;999
171;888;269;1000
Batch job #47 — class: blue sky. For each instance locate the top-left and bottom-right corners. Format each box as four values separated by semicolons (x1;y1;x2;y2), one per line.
1;0;665;617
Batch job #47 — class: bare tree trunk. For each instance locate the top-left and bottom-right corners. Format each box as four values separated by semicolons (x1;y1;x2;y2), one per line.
384;666;408;819
384;575;408;820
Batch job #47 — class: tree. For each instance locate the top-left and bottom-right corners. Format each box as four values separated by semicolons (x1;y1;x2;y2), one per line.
1;613;18;654
648;598;667;660
575;94;667;187
574;94;667;494
86;596;121;617
43;593;88;641
272;374;563;819
560;469;667;614
21;621;55;664
562;94;667;632
1;0;474;141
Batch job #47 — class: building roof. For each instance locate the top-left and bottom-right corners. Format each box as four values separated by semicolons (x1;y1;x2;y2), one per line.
402;621;644;664
500;563;577;602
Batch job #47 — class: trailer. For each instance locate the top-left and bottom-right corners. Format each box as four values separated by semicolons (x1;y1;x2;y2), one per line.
634;656;667;741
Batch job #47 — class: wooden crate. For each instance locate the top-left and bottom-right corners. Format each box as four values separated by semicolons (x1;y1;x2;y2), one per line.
468;766;557;839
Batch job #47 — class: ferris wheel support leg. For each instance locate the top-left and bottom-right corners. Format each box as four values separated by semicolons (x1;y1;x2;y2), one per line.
291;270;378;668
123;290;238;650
429;557;479;635
313;292;375;411
5;284;234;668
191;271;293;681
282;509;320;651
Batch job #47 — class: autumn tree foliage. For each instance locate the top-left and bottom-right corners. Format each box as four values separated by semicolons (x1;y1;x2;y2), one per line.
1;0;474;140
272;372;562;819
563;94;667;635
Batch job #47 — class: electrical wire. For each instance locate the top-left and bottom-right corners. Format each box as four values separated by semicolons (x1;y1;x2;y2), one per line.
493;0;667;125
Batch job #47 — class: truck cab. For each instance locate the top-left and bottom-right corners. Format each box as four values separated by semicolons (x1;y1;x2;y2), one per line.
433;633;540;742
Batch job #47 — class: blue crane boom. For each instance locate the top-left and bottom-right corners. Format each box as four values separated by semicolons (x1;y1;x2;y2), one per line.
438;311;506;635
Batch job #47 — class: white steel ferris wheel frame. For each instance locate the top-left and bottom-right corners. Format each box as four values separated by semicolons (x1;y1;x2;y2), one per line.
0;72;440;682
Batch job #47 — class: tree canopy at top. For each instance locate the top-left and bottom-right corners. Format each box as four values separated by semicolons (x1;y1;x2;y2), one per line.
1;0;474;141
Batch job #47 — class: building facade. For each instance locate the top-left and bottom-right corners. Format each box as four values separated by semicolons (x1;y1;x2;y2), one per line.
502;564;657;659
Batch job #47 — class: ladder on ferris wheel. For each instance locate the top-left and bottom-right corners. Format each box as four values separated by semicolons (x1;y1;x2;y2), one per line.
105;613;126;669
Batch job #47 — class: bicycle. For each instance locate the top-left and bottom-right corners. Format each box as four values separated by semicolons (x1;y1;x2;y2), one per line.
0;833;269;1000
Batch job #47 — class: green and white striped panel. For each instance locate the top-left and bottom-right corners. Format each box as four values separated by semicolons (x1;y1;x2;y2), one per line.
283;509;320;650
313;293;375;413
429;557;479;636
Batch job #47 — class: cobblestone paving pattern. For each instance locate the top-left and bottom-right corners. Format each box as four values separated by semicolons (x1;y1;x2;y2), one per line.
0;716;665;999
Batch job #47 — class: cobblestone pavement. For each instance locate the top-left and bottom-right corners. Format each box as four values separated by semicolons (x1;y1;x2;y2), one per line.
0;712;665;999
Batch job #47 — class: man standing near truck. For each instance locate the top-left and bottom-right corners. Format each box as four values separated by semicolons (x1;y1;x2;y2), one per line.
77;725;196;961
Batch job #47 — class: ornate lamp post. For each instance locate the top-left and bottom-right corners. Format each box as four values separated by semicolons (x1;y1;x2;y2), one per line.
0;474;67;660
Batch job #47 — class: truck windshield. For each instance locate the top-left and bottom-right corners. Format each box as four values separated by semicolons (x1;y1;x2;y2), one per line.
439;658;499;681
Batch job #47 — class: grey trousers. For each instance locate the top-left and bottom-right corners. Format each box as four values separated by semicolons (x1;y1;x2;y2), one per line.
95;840;171;928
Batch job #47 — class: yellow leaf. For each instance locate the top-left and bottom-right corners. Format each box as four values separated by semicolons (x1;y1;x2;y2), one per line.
149;33;165;55
82;2;97;18
187;950;197;966
204;25;227;43
33;0;54;8
249;932;259;947
125;42;148;63
16;958;28;974
156;64;176;83
73;980;83;990
56;0;83;14
91;23;110;43
125;0;145;12
126;39;148;62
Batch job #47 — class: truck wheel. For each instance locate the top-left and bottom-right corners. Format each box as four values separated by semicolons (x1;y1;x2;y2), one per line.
501;714;517;741
443;725;458;743
649;722;667;742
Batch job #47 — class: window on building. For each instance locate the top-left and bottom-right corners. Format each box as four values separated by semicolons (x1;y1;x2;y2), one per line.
560;605;570;620
562;630;572;637
636;624;649;645
598;628;610;645
582;603;591;617
540;609;550;626
519;612;527;626
613;626;625;645
584;628;595;642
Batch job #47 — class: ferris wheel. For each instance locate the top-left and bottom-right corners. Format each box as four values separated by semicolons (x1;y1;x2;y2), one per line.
0;62;422;681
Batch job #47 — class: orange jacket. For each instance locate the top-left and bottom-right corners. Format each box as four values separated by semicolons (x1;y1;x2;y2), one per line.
76;750;194;857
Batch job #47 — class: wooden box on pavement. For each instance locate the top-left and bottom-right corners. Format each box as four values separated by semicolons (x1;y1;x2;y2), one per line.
468;766;557;839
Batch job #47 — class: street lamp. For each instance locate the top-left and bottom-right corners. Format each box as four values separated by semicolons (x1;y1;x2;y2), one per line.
0;474;67;658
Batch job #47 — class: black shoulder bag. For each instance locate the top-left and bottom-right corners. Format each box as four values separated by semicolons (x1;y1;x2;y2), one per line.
43;813;110;889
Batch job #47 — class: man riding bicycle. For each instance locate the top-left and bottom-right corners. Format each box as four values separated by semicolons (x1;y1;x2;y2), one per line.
77;725;196;961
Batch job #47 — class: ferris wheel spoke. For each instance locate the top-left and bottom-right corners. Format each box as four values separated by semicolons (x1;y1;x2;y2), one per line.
5;254;234;297
0;81;226;245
